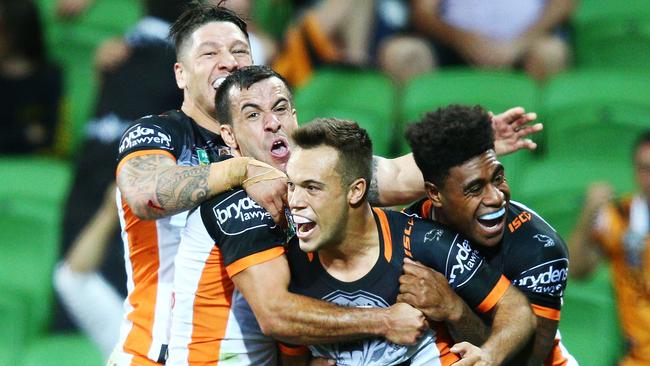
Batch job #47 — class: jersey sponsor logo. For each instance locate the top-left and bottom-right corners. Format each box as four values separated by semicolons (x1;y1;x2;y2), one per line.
515;259;568;296
447;238;482;286
212;191;273;235
118;124;172;153
424;229;443;243
508;211;532;233
323;289;390;308
533;234;555;247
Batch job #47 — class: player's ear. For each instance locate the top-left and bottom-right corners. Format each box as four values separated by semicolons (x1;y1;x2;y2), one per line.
174;62;186;89
425;181;443;208
220;124;239;150
348;177;366;206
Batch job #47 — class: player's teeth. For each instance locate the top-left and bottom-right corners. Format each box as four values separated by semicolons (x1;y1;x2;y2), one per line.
292;215;312;224
479;207;505;221
212;78;225;88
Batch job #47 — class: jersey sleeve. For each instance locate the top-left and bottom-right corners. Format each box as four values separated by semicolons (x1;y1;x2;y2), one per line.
506;207;570;320
510;238;568;320
116;114;181;166
200;189;286;277
408;218;509;313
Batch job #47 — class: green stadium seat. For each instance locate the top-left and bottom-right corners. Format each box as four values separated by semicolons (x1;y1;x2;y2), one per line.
0;289;30;366
400;68;540;190
0;157;70;338
561;264;625;365
516;158;635;238
21;334;103;366
573;0;650;70
540;70;650;161
294;67;398;157
0;214;61;337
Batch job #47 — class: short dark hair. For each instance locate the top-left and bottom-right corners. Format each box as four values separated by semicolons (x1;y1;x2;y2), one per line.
406;104;495;186
215;65;292;125
169;1;248;58
292;118;373;190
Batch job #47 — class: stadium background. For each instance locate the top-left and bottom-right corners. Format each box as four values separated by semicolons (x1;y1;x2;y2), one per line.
0;0;648;364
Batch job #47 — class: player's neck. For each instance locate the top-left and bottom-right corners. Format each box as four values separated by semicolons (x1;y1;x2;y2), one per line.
319;203;379;282
181;99;220;134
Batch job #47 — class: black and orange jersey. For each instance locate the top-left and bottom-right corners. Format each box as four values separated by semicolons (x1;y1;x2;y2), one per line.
114;110;229;364
117;109;227;167
168;184;287;366
286;207;510;365
404;199;569;319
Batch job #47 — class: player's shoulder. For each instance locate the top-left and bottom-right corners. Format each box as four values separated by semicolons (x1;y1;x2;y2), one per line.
117;110;184;156
381;208;461;246
505;200;568;258
200;188;277;240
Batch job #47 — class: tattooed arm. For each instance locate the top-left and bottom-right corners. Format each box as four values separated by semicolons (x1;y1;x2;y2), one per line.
117;153;287;221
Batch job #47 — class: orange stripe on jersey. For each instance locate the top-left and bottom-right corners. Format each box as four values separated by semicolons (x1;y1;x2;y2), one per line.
544;337;568;366
278;343;309;356
121;197;159;360
475;275;510;313
430;322;461;365
372;208;393;262
421;200;433;219
116;149;176;177
532;304;561;321
226;247;285;277
189;246;235;364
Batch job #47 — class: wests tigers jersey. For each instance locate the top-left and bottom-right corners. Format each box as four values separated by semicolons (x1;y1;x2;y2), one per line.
286;208;510;366
404;199;575;365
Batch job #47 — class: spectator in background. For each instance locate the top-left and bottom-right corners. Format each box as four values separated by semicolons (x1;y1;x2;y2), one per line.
52;0;185;357
56;0;95;18
570;131;650;366
274;0;433;86
411;0;575;82
0;0;63;154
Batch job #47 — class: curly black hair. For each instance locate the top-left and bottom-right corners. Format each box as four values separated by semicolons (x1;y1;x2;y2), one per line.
405;104;494;186
169;1;248;58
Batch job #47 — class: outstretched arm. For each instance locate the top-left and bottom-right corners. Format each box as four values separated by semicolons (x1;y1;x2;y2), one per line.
116;153;287;222
369;107;541;206
232;254;428;345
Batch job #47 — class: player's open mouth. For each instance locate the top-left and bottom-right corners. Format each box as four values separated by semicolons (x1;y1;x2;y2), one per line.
293;215;316;238
477;207;506;231
212;77;226;89
270;138;289;159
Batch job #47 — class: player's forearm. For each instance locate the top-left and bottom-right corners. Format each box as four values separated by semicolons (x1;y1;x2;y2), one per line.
444;300;490;346
480;287;536;365
369;154;425;206
519;316;558;366
260;292;387;344
117;155;250;220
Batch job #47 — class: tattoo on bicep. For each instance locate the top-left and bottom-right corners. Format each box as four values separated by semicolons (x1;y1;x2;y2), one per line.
156;165;211;211
367;157;380;205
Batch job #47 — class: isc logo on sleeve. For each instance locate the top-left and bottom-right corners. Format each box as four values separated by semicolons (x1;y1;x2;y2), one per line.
212;191;273;236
